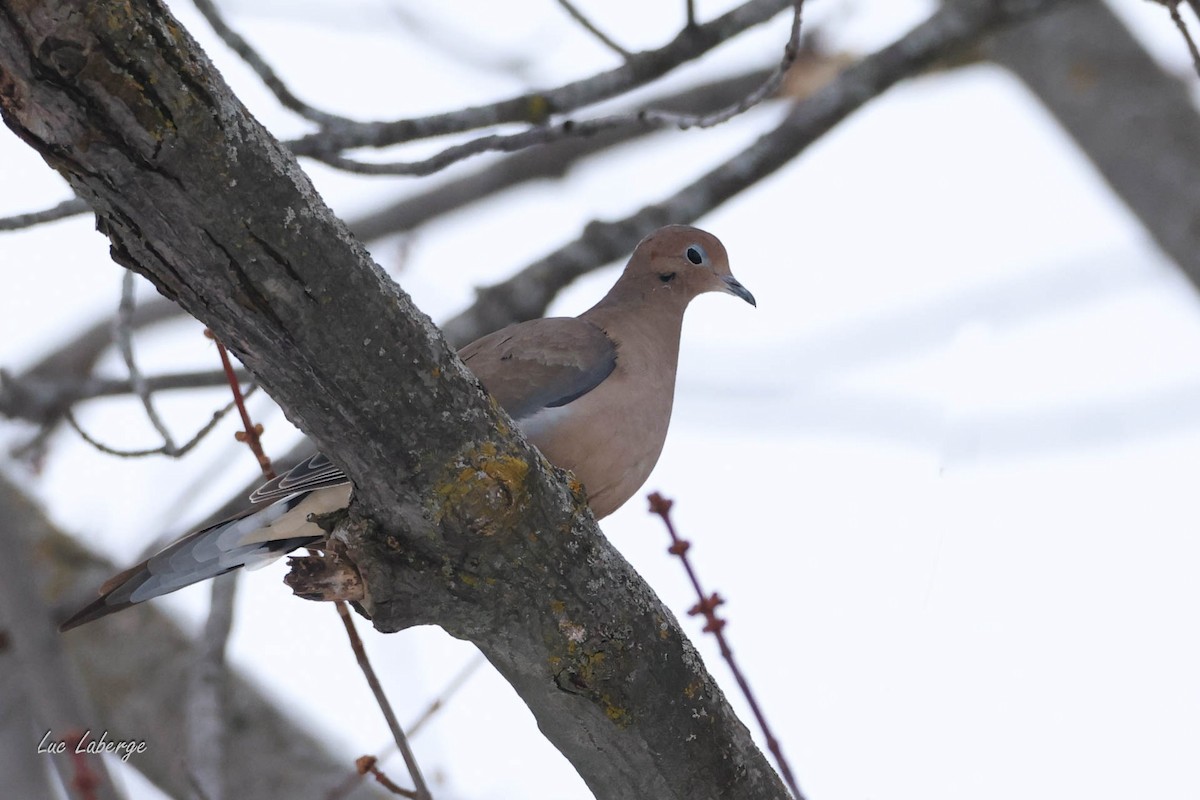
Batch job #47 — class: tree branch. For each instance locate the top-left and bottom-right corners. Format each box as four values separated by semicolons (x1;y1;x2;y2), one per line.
985;0;1200;292
343;66;779;242
287;0;792;158
191;0;354;126
0;195;88;230
555;0;632;58
0;1;791;797
317;1;808;176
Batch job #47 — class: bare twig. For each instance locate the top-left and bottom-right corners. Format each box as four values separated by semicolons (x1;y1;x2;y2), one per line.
2;368;251;424
208;332;274;478
345;66;779;242
190;0;354;126
389;5;536;80
336;601;432;800
1151;0;1200;78
355;757;417;799
687;0;697;28
0;196;89;230
309;115;638;176
327;652;487;800
648;493;805;800
642;0;806;129
1;294;179;420
0;4;791;205
555;0;631;58
63;388;253;458
188;572;237;800
287;0;792;158
405;652;487;738
115;271;179;454
312;0;806;177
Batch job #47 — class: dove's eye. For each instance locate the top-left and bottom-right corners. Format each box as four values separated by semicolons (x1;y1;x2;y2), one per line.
685;245;706;265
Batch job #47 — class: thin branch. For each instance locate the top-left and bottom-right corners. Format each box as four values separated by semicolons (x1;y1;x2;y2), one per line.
309;115;639;176
63;386;255;458
389;5;536;80
642;0;806;129
1;369;250;426
209;331;274;478
328;652;487;800
68;369;249;403
555;0;631;58
115;271;179;453
355;757;417;799
190;0;354;126
687;0;697;28
336;601;432;800
0;3;790;212
649;493;805;800
287;0;792;158
0;196;89;230
311;1;806;178
1153;0;1200;78
188;572;237;800
405;652;487;738
345;67;777;242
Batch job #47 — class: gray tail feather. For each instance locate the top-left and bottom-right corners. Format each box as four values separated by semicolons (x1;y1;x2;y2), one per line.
59;494;320;632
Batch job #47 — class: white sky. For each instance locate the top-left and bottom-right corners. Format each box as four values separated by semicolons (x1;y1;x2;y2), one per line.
2;1;1199;799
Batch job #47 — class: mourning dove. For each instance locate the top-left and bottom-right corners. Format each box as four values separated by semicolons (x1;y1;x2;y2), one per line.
60;225;754;631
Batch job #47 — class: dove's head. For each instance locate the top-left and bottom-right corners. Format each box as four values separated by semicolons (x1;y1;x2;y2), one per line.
617;225;755;309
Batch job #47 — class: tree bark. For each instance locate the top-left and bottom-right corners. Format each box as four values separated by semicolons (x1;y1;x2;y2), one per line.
0;2;785;797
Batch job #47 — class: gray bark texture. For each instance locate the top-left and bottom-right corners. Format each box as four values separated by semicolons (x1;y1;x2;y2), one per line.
0;1;785;798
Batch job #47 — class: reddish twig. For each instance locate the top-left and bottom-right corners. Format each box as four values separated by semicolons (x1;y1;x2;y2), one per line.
205;330;274;479
355;756;418;798
647;492;806;800
64;730;101;800
336;601;433;800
